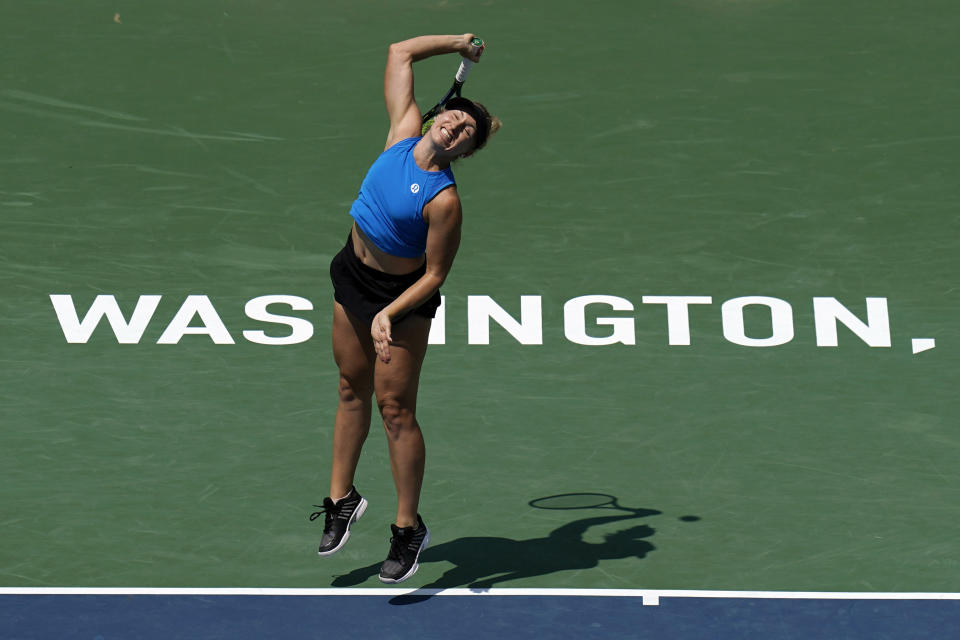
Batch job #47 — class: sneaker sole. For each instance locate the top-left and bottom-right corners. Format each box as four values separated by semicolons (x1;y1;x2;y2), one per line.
378;527;430;584
317;497;368;557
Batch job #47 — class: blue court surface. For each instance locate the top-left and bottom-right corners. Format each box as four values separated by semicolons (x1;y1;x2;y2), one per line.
3;590;960;639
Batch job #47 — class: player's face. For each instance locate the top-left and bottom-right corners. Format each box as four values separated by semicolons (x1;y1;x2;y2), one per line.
432;109;478;155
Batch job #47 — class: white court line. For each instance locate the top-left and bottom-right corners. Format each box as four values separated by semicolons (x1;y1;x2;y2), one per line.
2;588;960;607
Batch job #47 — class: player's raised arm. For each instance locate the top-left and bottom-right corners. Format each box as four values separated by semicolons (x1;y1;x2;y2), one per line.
383;34;480;148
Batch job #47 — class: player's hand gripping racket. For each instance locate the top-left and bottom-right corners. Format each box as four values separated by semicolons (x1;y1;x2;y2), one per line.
421;36;484;133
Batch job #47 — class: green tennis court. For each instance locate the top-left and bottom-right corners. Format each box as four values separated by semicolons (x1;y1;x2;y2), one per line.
2;0;957;628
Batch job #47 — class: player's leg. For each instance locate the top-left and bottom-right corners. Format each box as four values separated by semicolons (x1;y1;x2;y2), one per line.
316;302;375;557
329;301;376;500
373;313;431;527
374;313;432;583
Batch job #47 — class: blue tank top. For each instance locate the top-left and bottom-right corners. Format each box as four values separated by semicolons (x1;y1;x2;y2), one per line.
349;137;456;258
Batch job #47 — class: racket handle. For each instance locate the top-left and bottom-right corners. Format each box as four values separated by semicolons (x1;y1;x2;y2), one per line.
455;37;484;83
455;59;475;84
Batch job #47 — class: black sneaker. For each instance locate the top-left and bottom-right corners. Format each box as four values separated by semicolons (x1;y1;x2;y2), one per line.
378;515;430;584
311;487;368;557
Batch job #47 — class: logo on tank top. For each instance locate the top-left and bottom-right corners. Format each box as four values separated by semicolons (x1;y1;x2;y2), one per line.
410;183;420;194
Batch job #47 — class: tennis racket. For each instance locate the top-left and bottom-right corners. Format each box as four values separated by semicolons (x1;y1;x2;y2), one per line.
421;36;484;132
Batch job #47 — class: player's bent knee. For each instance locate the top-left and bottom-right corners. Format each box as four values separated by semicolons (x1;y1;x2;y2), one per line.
377;397;417;436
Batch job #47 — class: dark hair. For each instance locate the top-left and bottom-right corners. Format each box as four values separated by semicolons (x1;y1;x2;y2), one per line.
442;97;494;150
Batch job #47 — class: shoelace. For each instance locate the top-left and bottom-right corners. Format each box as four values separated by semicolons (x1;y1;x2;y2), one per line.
309;501;338;532
387;527;423;560
386;534;404;561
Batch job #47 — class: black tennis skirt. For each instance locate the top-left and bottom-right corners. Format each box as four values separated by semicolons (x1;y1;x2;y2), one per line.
329;232;441;327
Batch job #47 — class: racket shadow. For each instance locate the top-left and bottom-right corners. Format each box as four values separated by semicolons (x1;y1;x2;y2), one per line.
330;494;671;603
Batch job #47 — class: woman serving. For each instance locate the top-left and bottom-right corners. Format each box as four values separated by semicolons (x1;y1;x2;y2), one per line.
312;34;500;584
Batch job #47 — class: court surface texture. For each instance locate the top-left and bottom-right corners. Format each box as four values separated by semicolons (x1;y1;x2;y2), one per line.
2;1;957;638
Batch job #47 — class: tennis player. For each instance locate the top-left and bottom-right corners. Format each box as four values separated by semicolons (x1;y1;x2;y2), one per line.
312;34;500;584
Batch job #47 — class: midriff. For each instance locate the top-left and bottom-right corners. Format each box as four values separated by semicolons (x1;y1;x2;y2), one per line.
351;222;426;275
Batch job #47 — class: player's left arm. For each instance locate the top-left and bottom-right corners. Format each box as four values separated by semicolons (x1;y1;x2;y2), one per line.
371;188;462;362
420;187;463;287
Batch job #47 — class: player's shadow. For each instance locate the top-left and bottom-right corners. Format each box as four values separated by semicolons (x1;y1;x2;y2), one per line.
330;496;667;604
